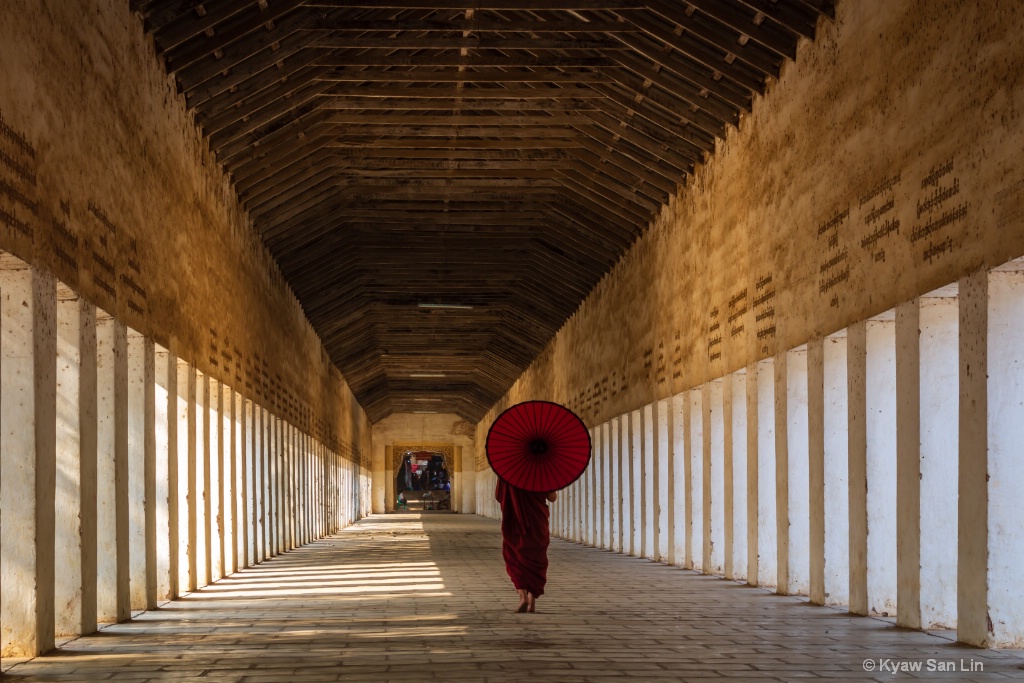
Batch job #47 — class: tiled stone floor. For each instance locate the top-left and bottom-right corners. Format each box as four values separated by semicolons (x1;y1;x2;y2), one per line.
4;513;1024;682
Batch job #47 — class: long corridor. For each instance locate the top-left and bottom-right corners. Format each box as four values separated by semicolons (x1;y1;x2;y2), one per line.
4;513;1023;683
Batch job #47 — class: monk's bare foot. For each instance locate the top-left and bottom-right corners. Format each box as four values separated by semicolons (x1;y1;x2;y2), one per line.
515;589;528;613
526;592;536;613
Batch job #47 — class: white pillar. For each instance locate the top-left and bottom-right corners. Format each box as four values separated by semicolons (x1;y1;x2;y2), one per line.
730;371;748;583
374;444;385;511
707;381;725;575
919;292;958;629
786;346;810;596
126;330;148;611
823;331;850;607
620;413;633;556
896;300;922;629
256;406;265;560
204;378;219;581
154;346;173;602
598;421;606;548
745;365;759;586
756;359;777;589
96;312;128;622
195;370;208;587
178;361;195;593
239;394;250;569
0;263;56;655
773;353;790;594
808;340;825;605
55;288;84;636
78;302;98;632
593;426;601;545
960;265;1024;647
656;399;671;563
866;313;897;617
225;389;236;570
670;395;687;567
609;418;620;552
848;321;868;615
641;405;655;558
630;409;642;556
688;389;703;572
722;377;733;580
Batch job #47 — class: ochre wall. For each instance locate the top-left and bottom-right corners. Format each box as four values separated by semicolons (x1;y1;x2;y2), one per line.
0;0;370;461
476;0;1024;451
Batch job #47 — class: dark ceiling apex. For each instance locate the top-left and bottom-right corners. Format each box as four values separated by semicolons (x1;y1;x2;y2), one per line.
133;0;832;423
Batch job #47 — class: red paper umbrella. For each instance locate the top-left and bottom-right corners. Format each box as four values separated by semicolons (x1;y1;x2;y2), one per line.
486;400;592;492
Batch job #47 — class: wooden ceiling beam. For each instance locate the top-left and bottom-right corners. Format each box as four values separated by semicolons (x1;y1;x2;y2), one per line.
326;148;577;160
319;67;610;82
610;30;751;111
558;160;662;213
608;49;738;125
163;0;308;75
644;0;785;71
544;196;638;244
326;113;588;125
307;18;636;32
251;175;343;224
589;69;726;139
192;51;326;114
304;124;579;137
305;1;644;9
676;0;797;61
173;9;324;92
154;0;265;53
217;106;333;164
328;137;584;149
621;11;766;93
556;167;654;220
238;147;337;205
569;140;678;194
202;68;334;138
576;110;698;174
329;158;571;171
793;0;835;20
583;81;713;154
322;85;605;98
568;118;689;180
183;32;322;103
312;36;627;50
321;97;600;111
735;0;820;39
564;157;667;207
231;130;338;189
208;81;334;151
315;53;617;67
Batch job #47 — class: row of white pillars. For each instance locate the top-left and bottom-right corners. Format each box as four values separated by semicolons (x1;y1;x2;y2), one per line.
0;259;365;658
549;263;1024;648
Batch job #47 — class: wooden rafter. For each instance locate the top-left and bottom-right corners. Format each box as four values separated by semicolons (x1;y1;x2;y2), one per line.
134;0;834;422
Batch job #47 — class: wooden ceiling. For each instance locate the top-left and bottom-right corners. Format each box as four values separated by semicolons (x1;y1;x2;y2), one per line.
134;0;833;423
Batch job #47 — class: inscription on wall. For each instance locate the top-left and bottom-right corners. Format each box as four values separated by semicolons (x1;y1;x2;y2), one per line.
911;158;965;263
817;205;851;309
752;272;775;355
0;110;37;242
706;306;721;362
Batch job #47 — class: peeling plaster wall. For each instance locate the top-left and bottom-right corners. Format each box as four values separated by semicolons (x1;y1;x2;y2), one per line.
476;0;1024;459
0;0;370;462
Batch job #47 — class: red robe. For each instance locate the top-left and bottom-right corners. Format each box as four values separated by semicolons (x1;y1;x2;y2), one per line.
495;479;551;597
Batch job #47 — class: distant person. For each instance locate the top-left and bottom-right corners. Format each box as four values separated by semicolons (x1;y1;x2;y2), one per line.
495;479;557;613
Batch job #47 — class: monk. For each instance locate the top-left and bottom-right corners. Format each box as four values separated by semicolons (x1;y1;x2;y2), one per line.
495;479;558;613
